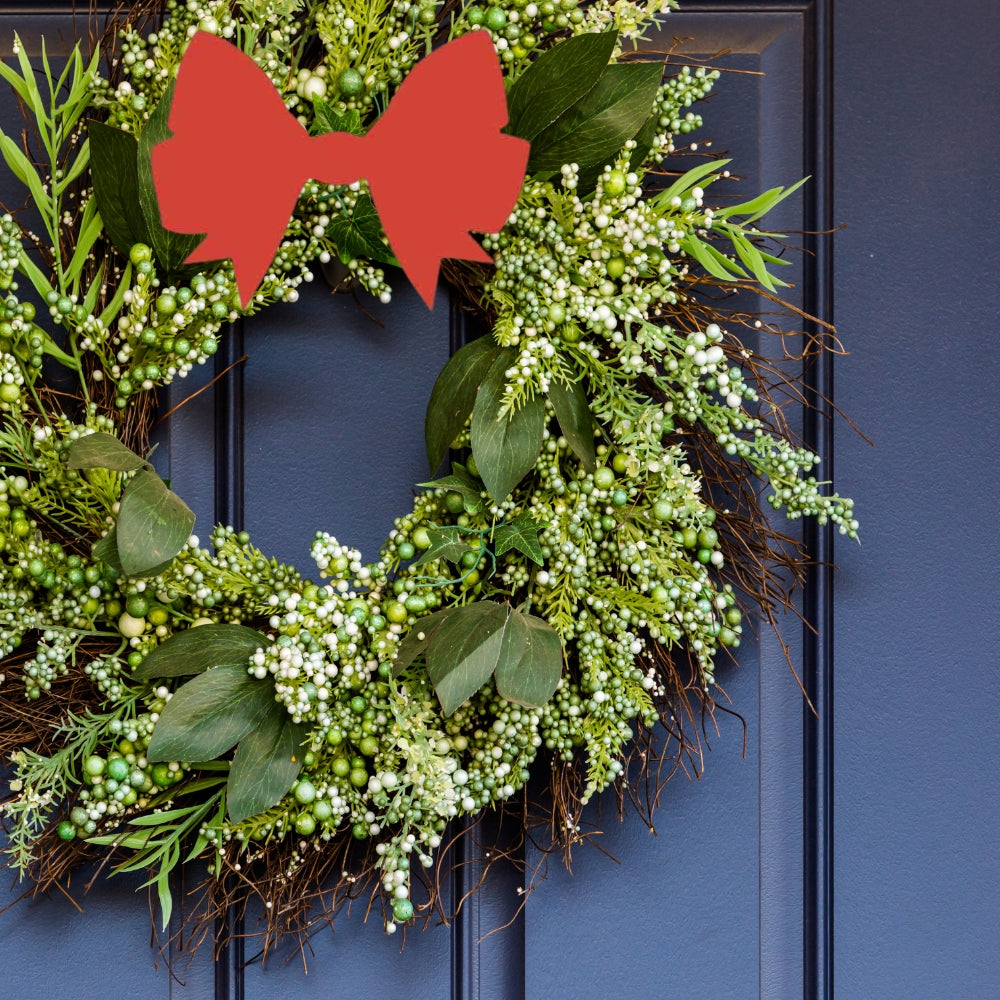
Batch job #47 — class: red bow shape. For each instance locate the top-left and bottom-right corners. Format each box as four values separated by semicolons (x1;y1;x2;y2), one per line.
152;32;529;309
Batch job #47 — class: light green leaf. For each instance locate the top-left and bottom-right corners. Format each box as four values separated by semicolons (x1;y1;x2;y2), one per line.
227;711;306;823
392;607;457;678
506;30;618;142
426;601;513;714
0;133;51;216
147;663;276;762
547;377;596;470
93;531;124;575
66;431;149;472
680;234;747;282
88;121;149;259
413;525;471;567
494;611;563;708
155;869;173;930
425;336;503;472
134;623;267;681
470;351;545;504
493;510;546;566
715;176;808;223
655;158;731;207
137;83;204;275
116;469;195;577
528;62;663;175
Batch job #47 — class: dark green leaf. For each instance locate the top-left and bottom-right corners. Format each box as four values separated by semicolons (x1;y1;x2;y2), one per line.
425;336;503;472
116;469;195;577
493;510;546;566
311;99;364;136
87;121;149;259
576;110;660;195
418;463;487;515
66;431;149;472
227;711;307;823
548;378;596;470
494;611;563;708
529;62;664;175
327;193;399;267
470;351;545;504
147;663;276;762
413;525;471;567
506;30;618;142
137;82;204;275
426;601;512;715
134;623;267;681
93;531;124;574
392;607;457;679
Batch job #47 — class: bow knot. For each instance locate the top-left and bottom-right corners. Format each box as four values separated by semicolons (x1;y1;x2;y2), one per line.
152;32;529;308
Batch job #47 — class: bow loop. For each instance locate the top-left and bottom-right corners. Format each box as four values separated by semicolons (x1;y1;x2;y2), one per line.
151;32;529;309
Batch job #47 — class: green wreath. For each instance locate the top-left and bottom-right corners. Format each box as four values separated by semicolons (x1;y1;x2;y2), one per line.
0;0;855;956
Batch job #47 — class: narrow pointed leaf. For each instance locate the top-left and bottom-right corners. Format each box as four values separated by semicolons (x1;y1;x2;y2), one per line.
425;336;503;471
471;351;545;503
134;623;267;681
116;470;195;576
548;378;596;470
227;711;307;823
66;431;149;472
494;611;563;708
147;663;276;762
426;601;511;714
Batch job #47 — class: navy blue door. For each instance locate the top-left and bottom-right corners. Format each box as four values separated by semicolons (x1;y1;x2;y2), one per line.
3;3;998;998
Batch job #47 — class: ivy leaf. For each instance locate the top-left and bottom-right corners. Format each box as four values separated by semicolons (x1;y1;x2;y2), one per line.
227;710;306;823
528;62;664;176
87;121;150;259
116;469;195;577
392;607;457;678
547;378;596;471
418;462;487;514
493;511;546;566
134;623;267;681
426;601;512;715
147;663;276;762
494;611;563;708
470;351;545;504
425;336;503;472
66;431;150;472
311;99;363;136
327;194;399;267
136;82;205;275
505;30;618;142
413;525;471;567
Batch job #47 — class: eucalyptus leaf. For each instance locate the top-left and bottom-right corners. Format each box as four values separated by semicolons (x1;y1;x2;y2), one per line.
137;82;204;274
87;121;150;259
147;663;276;762
528;62;664;176
66;431;149;472
470;351;545;504
426;601;512;715
227;711;307;823
392;607;457;678
505;30;617;142
93;531;124;575
494;611;563;708
547;378;596;470
116;469;195;577
134;623;267;681
425;336;503;472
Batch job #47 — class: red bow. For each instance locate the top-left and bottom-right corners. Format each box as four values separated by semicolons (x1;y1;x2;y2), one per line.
152;32;529;309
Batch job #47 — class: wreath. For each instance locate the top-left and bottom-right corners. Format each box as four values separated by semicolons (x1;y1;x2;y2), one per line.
0;0;856;959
